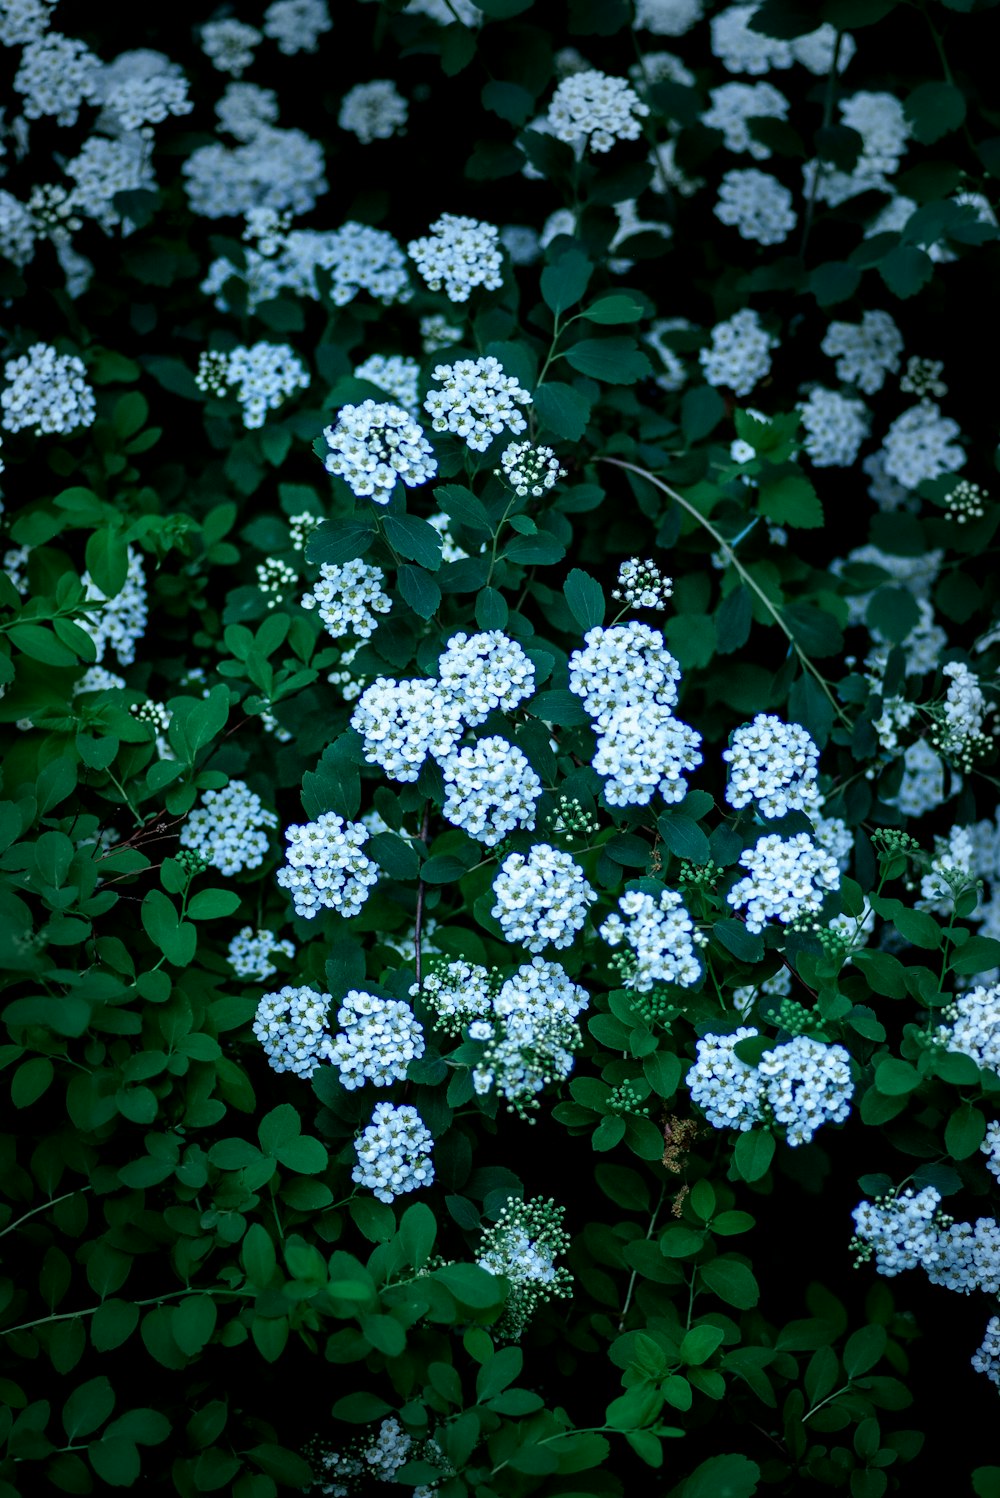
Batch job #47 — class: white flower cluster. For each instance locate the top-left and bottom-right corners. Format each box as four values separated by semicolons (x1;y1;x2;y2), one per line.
351;678;463;782
0;191;37;269
339;80;407;143
180;780;278;876
216;82;279;141
424;356;531;452
478;1198;572;1340
1;343;95;436
469;959;589;1114
438;629;536;724
354;354;419;412
901;355;948;399
839;90;910;184
972;1318;1000;1388
593;702;702;807
546;69;649;154
729;832;840;932
569;622;700;807
228;926;295;981
702;81;790;159
888;739;948;818
600;887;702;990
352;1101;434;1203
102;70;192;133
263;0;331;54
14;32;101;125
301;559;391;641
419;959;496;1032
79;545;148;665
407;213;503;303
63;134;155;231
633;0;703;35
276;812;380;920
928;1216;1000;1295
821;310;903;395
982;1126;999;1180
851;1187;945;1277
689;1027;853;1144
798;387;870;468
196;342;309;429
881;401;964;490
612;558;674;610
74;668;125;698
491;844;597;952
420;313;464;352
815;814;854;872
940;659;988;749
715;168;797;246
710;4;792;73
756;1034;853;1146
569;622;680;724
201;19;261;76
699;308;776;396
935;983;1000;1074
498;441;564;497
440;736;541;846
723;714;822;818
253;985;333;1078
686;1028;763;1131
919;824;977;911
0;0;56;47
256;557;297;609
321;400;436;504
183;127;328;219
309;1418;435;1498
327;990;425;1090
232;221;410;309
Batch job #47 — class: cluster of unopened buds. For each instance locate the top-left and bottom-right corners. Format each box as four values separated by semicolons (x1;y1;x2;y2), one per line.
944;479;988;524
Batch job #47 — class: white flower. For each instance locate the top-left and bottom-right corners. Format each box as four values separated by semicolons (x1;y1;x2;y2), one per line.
881;401;964;490
229;927;295;981
687;1028;764;1131
196;342;309;429
491;844;597;952
424;356;531;451
702;82;790;159
408;213;503;302
601;887;702;989
263;0;331;54
321;400;437;504
1;344;95;436
714;168;797;246
728;832;840;932
546;69;649;154
437;630;536;724
440;735;541;846
821;310;903;395
569;622;681;726
328;991;425;1089
14;32;101;125
797;388;870;468
201;19;261;77
276;812;380;919
352;1102;434;1203
181;780;279;876
699;308;776;396
339;80;407;144
301;560;391;641
254;985;333;1077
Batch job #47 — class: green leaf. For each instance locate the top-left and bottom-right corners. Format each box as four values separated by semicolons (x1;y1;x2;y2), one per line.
11;1056;53;1108
397;564;442;619
946;1103;986;1160
481;79;535;125
503;530;566;565
713;920;765;964
866;586;919;645
952;936;1000;975
564;336;652;384
534;381;592;440
904;81;966;144
64;1376;115;1439
91;1301;139;1353
758;474;823;529
306;514;378;567
436;485;492;535
680;1325;726;1366
699;1258;759;1309
564;568;605;629
88;1435;140;1487
734;1130;775;1183
541;249;593;315
186;889;241;921
382;514;443;571
274;1135;328;1174
8;623;78;667
875;1057;921;1096
715;585;752;654
172;1296;217;1356
891;906;941;950
843;1323;886;1378
808;260;862;307
436;1262;508;1309
85;529;129;599
878;245;934;299
684;1453;760;1498
140;890;196;967
658;814;710;863
681;386;727;442
399;1202;437;1271
525;689;589;726
581;294;644;323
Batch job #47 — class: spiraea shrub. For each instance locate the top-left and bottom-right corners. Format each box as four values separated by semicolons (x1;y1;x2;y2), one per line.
3;1;1000;1494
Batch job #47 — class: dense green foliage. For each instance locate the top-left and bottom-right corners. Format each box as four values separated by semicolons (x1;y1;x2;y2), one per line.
3;0;1000;1494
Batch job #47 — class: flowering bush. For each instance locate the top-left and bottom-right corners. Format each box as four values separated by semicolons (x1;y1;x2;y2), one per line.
2;2;1000;1494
